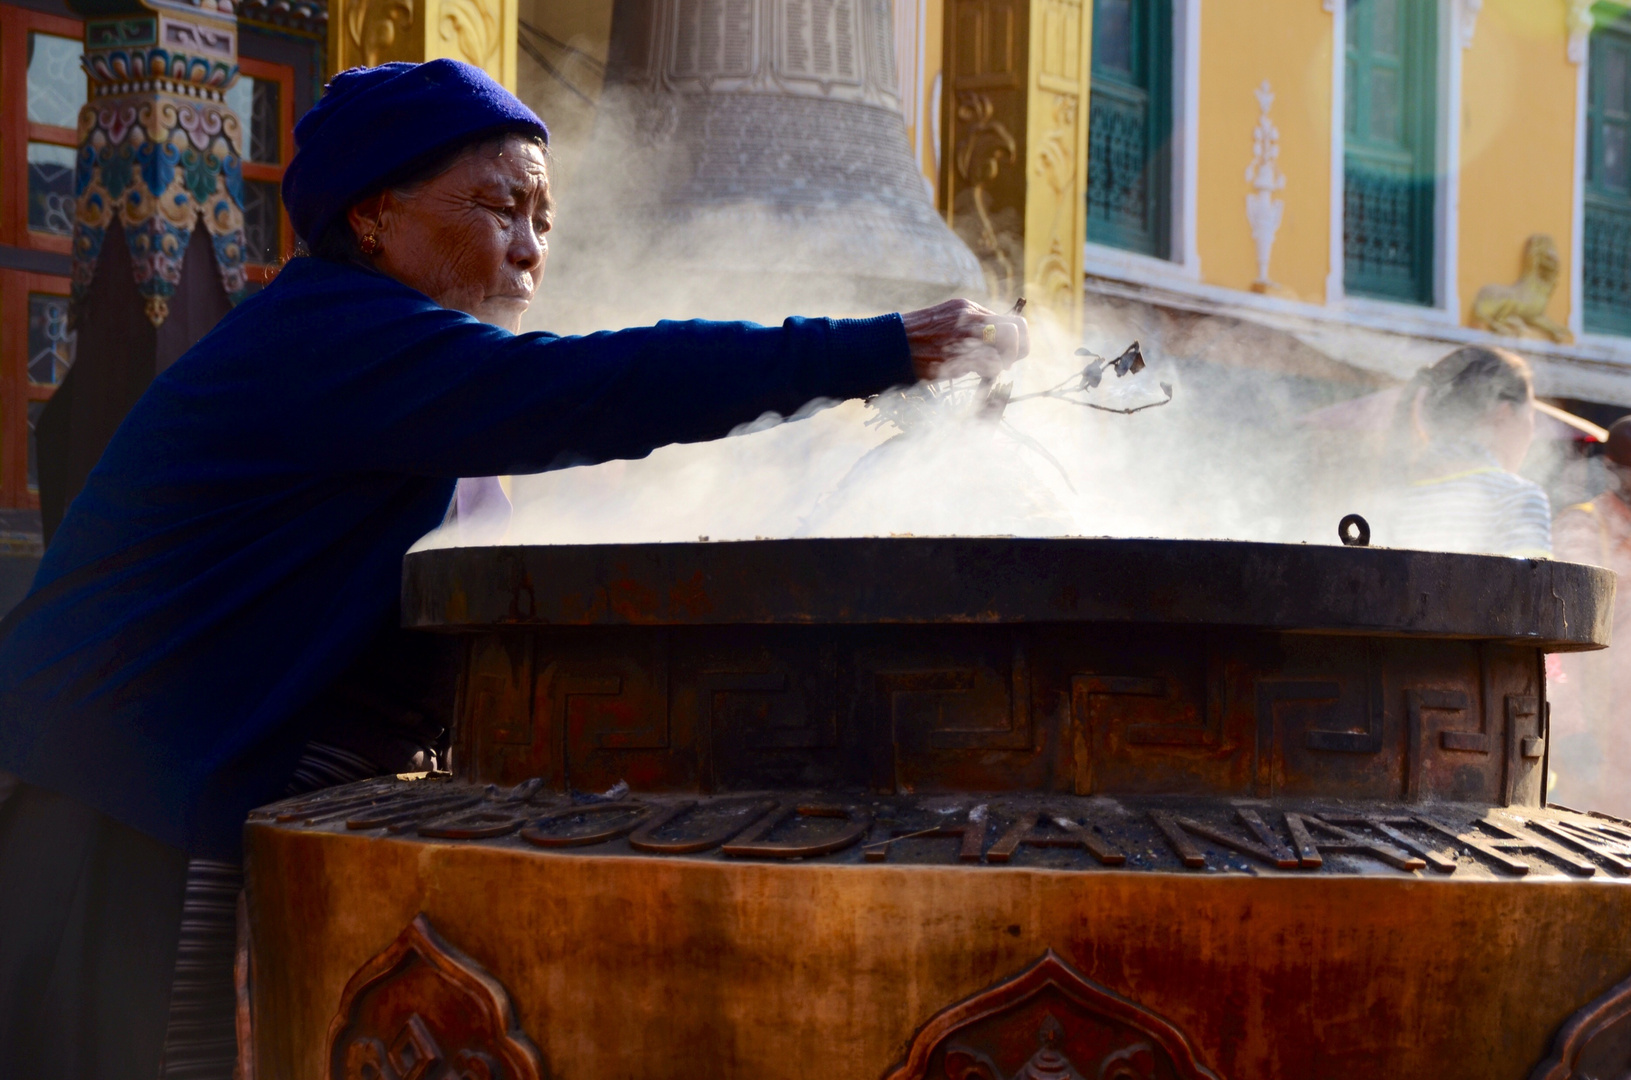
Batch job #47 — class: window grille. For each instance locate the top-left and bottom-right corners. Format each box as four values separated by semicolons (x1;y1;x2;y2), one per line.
242;179;284;267
1586;12;1631;336
26;294;74;388
229;59;296;279
1;6;83;507
1086;0;1173;258
1343;0;1436;305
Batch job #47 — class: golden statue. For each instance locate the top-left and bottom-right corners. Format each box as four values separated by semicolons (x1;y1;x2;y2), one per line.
1470;234;1571;342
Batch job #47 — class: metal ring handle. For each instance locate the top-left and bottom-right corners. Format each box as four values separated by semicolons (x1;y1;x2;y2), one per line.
1338;514;1371;548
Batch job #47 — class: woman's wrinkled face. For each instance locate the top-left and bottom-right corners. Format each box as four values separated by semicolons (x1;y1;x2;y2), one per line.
347;134;552;333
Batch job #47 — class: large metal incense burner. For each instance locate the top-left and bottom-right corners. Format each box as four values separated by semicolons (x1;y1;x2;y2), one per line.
247;538;1631;1079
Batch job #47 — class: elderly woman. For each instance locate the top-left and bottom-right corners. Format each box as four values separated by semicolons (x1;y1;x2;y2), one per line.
0;60;1026;1076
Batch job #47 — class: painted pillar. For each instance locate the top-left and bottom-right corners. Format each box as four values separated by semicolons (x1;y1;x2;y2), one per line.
38;0;250;540
1022;0;1092;321
73;1;249;327
328;0;518;89
939;0;1093;325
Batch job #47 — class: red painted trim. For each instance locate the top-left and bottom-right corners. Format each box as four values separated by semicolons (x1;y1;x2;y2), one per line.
2;3;82;508
236;54;295;264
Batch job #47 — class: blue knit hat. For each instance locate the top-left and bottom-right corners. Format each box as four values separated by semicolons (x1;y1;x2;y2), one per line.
281;59;548;245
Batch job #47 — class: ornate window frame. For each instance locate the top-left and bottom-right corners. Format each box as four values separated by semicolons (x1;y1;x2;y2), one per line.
1327;0;1465;323
1570;1;1631;342
235;55;296;283
1081;0;1202;284
0;2;83;509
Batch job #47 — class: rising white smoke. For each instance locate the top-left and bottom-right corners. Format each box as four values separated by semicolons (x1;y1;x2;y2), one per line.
412;71;1569;556
416;296;1384;551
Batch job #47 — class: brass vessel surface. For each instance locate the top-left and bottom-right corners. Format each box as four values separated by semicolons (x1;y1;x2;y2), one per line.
246;539;1630;1079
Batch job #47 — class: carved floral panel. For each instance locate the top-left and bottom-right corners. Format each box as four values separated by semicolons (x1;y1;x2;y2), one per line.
884;950;1221;1080
326;915;542;1080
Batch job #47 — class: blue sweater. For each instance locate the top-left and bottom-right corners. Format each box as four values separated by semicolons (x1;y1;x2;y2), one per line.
0;256;913;858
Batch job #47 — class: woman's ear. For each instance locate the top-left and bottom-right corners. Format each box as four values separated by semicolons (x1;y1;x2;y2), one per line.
345;193;388;245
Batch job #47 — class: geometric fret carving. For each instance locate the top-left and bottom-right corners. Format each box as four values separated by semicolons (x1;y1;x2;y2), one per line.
1071;672;1213;796
557;673;641;747
878;640;1035;791
1271;679;1381;754
1406;688;1478;801
700;670;835;750
882;949;1221;1080
548;632;678;793
446;615;1560;807
468;636;534;747
1253;679;1340;797
325;914;542;1080
880;642;1032;751
1504;694;1546;807
1079;674;1209;745
1412;689;1483;752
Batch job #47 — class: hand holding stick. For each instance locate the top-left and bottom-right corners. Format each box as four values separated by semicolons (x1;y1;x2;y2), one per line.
901;298;1030;383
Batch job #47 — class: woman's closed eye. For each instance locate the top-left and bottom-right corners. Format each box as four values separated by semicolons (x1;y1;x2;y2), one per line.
480;200;517;223
476;199;549;238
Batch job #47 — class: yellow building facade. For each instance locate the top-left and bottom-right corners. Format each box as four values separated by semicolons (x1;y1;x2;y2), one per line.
900;0;1628;403
328;0;1631;405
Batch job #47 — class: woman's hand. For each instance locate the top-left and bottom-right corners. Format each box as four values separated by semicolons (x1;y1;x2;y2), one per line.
901;299;1030;382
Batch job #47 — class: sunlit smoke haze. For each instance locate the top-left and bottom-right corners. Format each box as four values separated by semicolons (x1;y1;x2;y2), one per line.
414;80;1577;557
418;292;1416;550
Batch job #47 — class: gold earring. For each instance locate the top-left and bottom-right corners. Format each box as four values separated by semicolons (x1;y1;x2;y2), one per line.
359;232;382;256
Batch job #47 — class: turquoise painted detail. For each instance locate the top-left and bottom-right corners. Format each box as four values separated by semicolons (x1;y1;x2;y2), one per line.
1343;0;1438;306
1585;5;1631;336
1086;0;1173;259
